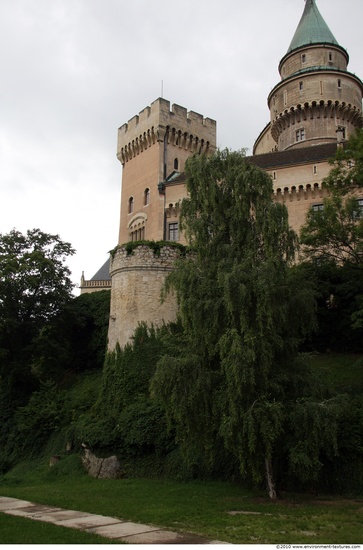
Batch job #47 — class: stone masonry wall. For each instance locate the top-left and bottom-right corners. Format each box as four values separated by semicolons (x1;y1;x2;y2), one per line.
108;244;181;350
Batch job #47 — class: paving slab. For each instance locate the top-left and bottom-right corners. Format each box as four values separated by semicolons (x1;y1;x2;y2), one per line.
5;505;64;519
88;520;160;539
0;497;33;511
55;513;122;529
19;509;92;523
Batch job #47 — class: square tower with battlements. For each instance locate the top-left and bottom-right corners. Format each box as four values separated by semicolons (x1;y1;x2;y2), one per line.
116;97;216;245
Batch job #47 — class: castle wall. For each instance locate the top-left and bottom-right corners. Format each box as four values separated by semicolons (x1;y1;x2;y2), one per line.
108;244;181;350
266;158;331;232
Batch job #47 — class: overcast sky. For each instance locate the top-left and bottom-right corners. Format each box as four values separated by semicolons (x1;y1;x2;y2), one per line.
1;0;362;292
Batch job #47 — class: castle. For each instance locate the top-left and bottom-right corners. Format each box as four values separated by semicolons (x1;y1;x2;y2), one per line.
80;0;363;350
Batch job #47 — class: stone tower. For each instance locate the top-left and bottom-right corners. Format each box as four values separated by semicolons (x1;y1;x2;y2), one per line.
254;0;363;154
108;99;216;349
116;97;216;245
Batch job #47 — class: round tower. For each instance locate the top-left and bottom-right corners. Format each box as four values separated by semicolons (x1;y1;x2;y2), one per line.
255;0;363;154
108;244;182;350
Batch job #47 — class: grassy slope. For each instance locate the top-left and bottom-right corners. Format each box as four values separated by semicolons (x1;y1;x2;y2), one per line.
0;459;362;544
0;353;362;544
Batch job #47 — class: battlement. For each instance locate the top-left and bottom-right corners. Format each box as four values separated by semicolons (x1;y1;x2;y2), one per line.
117;98;216;164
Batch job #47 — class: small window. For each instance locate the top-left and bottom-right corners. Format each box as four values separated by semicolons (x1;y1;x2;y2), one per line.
312;203;324;215
301;53;306;63
313;165;317;175
284;90;287;106
273;172;277;180
296;128;305;142
168;222;179;242
329;52;333;61
144;188;150;206
128;197;134;214
338;79;342;89
353;199;363;220
299;81;303;91
174;158;179;170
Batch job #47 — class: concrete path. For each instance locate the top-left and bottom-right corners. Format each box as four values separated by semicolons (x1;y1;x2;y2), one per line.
0;496;227;544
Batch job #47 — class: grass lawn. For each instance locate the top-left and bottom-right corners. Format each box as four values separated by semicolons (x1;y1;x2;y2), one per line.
0;457;362;544
0;511;117;544
309;353;363;392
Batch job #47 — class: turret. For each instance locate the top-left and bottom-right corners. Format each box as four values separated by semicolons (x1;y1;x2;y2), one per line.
254;0;363;154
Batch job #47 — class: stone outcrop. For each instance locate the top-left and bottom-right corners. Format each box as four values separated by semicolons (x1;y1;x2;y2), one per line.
82;445;122;479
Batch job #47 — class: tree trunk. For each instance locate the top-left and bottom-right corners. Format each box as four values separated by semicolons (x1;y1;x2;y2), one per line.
265;456;277;500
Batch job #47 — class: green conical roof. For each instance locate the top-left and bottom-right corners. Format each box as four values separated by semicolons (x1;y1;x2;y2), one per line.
287;0;338;52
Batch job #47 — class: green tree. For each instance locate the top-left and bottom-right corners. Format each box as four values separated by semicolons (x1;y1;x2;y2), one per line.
0;228;75;403
31;290;111;380
152;149;320;498
299;193;363;265
324;129;363;193
299;129;363;350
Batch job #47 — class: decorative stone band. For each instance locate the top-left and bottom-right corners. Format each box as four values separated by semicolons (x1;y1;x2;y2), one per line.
109;244;183;274
271;100;363;142
273;182;328;203
117;125;212;165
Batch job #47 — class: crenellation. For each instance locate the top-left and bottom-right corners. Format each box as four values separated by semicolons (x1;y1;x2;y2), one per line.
274;181;328;203
117;98;216;164
171;103;187;118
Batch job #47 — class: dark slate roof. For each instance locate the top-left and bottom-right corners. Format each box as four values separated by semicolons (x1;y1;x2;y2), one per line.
287;0;339;53
91;258;111;281
165;171;187;185
248;143;339;170
163;144;339;181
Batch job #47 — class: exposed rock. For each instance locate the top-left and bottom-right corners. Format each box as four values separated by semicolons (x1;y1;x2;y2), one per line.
81;444;122;479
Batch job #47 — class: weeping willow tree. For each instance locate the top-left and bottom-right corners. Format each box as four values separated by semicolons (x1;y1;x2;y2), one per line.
152;149;340;498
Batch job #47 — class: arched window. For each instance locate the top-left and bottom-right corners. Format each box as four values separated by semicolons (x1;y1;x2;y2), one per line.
144;188;150;206
128;196;134;214
174;158;179;170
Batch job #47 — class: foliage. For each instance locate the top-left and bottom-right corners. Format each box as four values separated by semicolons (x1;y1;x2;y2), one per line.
73;323;176;456
299;193;363;265
0;228;75;405
152;149;324;497
324;129;363;193
298;262;363;353
299;128;363;351
30;290;111;380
